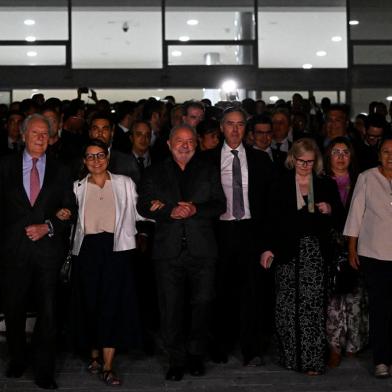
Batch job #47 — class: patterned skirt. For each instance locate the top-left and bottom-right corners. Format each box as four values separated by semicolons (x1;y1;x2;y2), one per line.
275;235;327;373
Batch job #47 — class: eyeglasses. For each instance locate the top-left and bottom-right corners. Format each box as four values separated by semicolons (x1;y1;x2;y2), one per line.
295;158;315;167
331;148;350;157
85;152;107;161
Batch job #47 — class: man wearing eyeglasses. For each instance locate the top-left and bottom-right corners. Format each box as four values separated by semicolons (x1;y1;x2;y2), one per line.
0;114;76;389
206;107;275;367
358;114;386;172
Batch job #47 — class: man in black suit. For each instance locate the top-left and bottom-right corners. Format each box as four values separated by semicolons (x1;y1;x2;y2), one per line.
137;124;226;381
111;100;137;153
0;114;76;389
207;107;275;366
0;111;25;156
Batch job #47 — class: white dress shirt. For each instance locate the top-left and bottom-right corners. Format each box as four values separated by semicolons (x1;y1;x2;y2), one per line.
271;138;290;152
220;142;251;221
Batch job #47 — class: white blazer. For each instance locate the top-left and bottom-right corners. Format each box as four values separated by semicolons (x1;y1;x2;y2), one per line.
72;172;143;256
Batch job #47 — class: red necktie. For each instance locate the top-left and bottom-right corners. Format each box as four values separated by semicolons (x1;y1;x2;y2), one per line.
30;158;40;206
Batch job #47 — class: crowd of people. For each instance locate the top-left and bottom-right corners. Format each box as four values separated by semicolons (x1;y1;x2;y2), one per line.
0;91;391;389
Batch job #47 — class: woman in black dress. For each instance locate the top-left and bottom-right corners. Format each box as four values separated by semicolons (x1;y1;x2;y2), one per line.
261;138;342;375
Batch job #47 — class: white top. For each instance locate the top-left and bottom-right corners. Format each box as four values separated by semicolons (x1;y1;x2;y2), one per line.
72;172;144;255
343;167;392;261
220;142;251;221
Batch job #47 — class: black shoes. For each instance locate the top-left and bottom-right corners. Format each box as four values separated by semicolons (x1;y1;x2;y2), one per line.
188;355;205;376
165;366;185;381
6;362;26;378
35;378;58;390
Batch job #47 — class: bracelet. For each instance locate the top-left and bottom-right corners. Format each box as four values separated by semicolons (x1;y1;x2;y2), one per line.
45;219;54;238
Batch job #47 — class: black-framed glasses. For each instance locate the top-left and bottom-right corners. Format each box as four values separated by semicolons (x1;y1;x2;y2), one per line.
85;152;107;161
295;158;315;167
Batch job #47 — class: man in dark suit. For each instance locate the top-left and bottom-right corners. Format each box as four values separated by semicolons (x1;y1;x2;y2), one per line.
0;111;25;156
0;114;76;389
207;107;275;366
137;124;226;381
111;100;137;154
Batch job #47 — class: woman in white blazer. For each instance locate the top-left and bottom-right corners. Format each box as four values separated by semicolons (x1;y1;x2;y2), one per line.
68;139;145;386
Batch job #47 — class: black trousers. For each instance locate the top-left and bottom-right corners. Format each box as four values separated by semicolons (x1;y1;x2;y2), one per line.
1;259;58;379
361;256;392;365
155;248;215;367
77;233;138;349
213;219;274;359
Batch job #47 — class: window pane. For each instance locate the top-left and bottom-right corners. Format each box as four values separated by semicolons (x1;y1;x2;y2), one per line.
165;4;255;41
349;0;392;40
313;91;338;103
0;1;68;40
351;88;392;117
258;6;347;68
72;7;162;69
0;46;65;65
168;45;253;65
0;91;11;105
354;45;392;65
261;91;308;104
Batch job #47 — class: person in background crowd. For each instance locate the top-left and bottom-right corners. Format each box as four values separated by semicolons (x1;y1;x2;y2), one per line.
112;101;138;154
261;138;342;375
324;137;368;368
182;101;205;129
344;137;392;378
0;111;25;156
196;119;221;152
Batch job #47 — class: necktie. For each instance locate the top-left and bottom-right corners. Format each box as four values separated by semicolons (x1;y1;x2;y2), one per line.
231;150;245;220
275;142;282;151
30;158;40;206
12;142;18;151
137;156;145;172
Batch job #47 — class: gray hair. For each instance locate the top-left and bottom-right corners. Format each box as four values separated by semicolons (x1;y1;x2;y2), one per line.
285;137;324;175
21;113;53;136
169;123;197;140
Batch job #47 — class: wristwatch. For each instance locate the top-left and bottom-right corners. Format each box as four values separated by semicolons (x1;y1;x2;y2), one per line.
45;219;54;238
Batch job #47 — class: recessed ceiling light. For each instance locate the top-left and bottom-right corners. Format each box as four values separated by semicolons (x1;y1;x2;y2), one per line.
24;19;35;26
25;36;36;42
316;50;327;57
302;63;313;69
387;96;392;101
171;50;182;57
179;36;190;42
187;19;198;26
26;51;37;57
349;20;359;25
269;96;279;103
331;36;342;42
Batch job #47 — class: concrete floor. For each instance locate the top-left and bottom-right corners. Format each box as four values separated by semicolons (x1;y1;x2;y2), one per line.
0;346;391;392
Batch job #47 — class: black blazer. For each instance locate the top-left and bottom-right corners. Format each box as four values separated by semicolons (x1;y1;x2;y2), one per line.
204;144;276;251
108;149;140;185
136;155;226;260
264;169;343;263
0;152;77;268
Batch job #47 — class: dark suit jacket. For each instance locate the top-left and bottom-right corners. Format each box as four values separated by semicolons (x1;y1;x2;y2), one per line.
108;149;141;185
136;155;226;260
264;169;343;263
204;144;276;252
0;152;77;269
112;125;132;154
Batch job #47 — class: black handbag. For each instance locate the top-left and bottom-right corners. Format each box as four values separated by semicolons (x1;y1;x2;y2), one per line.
59;224;76;285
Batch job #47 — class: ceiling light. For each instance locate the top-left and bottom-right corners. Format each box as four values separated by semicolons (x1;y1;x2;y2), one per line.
302;63;313;69
187;19;199;26
331;36;342;42
171;50;182;57
25;36;36;42
222;79;237;93
316;50;327;57
32;89;39;92
269;96;279;103
387;96;392;101
349;20;359;25
24;19;35;26
179;36;190;42
27;51;37;57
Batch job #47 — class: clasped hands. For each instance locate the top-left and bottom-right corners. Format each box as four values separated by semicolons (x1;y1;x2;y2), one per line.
148;199;196;219
25;207;72;242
